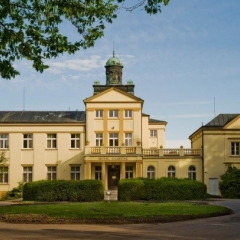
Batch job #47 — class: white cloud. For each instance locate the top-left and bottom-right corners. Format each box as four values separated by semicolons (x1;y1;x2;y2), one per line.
48;55;104;73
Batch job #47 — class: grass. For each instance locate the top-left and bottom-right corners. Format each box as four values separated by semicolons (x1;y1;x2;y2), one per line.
0;201;232;224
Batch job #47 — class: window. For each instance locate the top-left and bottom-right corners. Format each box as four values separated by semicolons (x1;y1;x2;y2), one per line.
150;130;157;137
95;166;102;180
188;165;196;180
125;110;132;118
47;134;57;149
71;166;80;180
109;133;119;146
0;134;9;149
71;134;80;148
147;166;155;179
0;167;8;183
125;166;133;179
231;142;240;155
96;110;103;118
96;133;103;146
23;134;33;149
109;110;119;118
47;166;57;180
168;165;176;178
23;166;32;182
124;133;132;146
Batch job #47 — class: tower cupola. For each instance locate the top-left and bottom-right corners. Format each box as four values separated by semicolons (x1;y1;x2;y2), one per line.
105;51;123;85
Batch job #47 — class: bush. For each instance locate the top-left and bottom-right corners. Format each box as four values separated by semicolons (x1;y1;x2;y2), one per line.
219;166;240;198
2;182;24;200
118;177;206;201
23;180;104;202
118;178;146;201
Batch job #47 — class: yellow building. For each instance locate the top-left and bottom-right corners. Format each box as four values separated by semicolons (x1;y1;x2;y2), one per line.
1;53;238;197
189;114;240;195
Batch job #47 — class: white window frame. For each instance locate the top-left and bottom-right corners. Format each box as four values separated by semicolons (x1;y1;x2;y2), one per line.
95;110;103;118
23;134;33;149
147;166;155;179
109;110;119;118
0;166;8;183
168;165;176;178
124;133;132;146
125;165;133;179
124;110;132;118
150;130;157;137
23;166;33;183
47;166;57;180
47;134;57;149
231;142;240;156
71;166;80;180
95;166;102;180
0;134;9;149
109;133;119;146
188;165;196;180
71;134;80;149
96;133;103;146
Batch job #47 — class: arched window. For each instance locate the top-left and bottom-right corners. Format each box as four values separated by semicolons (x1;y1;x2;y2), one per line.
188;165;196;180
147;166;155;179
167;165;176;178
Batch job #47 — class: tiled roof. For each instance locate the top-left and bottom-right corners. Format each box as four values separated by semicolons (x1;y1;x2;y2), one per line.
205;114;239;127
149;118;167;125
0;111;86;123
142;113;167;125
189;114;240;139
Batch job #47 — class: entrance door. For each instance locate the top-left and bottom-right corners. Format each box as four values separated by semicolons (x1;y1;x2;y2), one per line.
209;178;219;195
108;165;120;190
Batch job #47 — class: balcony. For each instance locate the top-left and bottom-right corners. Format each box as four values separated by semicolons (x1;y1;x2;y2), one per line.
85;146;201;157
143;148;201;156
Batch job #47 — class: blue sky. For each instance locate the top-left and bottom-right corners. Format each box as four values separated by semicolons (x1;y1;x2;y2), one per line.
0;0;240;148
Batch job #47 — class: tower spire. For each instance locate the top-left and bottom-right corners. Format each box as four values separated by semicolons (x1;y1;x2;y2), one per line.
113;41;115;57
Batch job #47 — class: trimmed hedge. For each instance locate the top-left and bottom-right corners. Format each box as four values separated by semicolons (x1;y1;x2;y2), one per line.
23;180;104;202
118;177;207;201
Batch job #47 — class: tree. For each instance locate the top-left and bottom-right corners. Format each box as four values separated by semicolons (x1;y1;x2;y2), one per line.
219;165;240;198
0;0;170;79
0;151;8;165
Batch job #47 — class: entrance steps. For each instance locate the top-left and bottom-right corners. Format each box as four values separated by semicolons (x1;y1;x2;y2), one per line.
104;190;118;201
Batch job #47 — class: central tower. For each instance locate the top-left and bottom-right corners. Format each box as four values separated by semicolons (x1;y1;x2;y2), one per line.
105;51;123;85
93;52;134;95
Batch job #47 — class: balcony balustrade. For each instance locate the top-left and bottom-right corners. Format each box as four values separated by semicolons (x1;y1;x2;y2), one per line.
86;146;201;157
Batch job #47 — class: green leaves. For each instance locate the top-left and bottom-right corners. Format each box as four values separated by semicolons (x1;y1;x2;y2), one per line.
0;0;169;79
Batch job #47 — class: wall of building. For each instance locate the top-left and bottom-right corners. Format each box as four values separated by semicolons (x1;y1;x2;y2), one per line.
203;130;240;195
143;157;202;180
0;124;85;195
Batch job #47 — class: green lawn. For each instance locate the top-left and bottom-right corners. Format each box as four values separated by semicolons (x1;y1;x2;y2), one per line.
0;201;231;224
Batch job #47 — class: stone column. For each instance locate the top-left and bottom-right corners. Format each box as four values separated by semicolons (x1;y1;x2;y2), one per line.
121;162;125;179
136;161;142;178
101;162;106;189
85;162;91;179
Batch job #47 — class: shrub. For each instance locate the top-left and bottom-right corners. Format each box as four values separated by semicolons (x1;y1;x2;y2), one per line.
23;180;104;202
118;178;146;201
2;182;24;200
118;177;206;201
219;165;240;198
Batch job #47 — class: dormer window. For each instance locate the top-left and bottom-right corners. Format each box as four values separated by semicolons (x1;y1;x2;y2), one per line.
109;110;119;118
